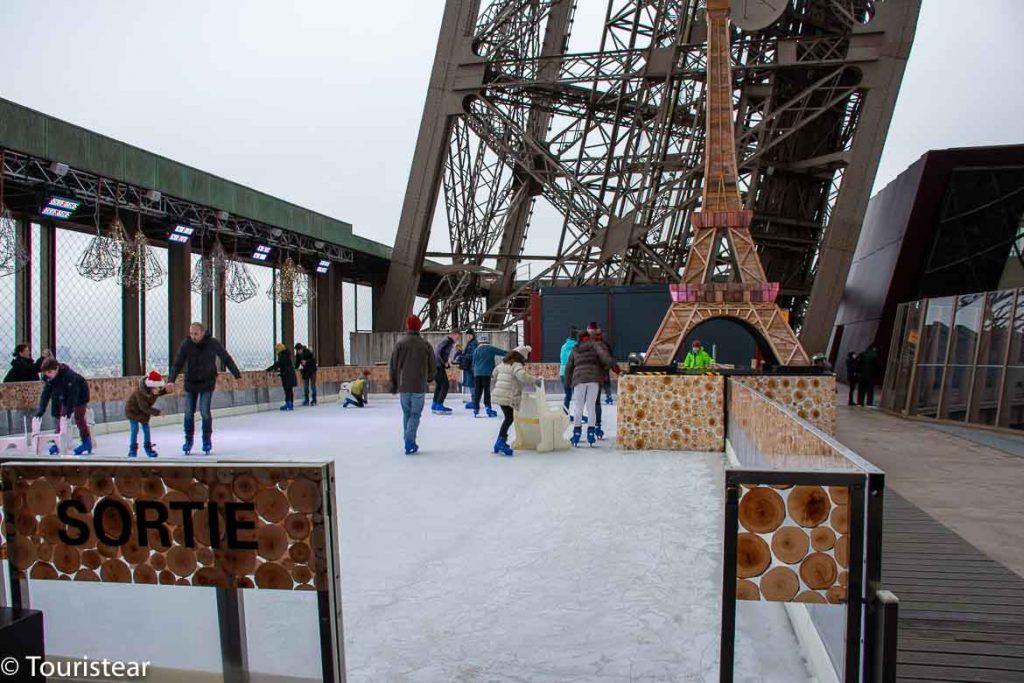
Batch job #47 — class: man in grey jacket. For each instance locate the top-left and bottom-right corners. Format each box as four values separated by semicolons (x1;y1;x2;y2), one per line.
389;315;436;454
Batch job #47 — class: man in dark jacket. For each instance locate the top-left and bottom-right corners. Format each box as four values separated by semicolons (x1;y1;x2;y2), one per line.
294;343;319;406
168;322;242;454
4;344;50;383
431;330;462;414
36;358;92;455
856;346;880;407
389;315;436;454
845;352;860;406
267;343;298;411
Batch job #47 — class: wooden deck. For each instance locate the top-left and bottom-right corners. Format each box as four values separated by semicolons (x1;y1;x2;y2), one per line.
882;491;1024;682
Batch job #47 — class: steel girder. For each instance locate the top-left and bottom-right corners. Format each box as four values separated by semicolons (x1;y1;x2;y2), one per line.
377;0;919;337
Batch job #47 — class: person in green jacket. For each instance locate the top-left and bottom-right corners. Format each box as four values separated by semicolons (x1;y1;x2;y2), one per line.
683;339;713;370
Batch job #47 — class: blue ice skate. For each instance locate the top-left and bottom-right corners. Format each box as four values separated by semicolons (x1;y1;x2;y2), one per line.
570;426;582;447
128;444;138;458
182;438;193;455
73;438;93;456
144;442;158;458
47;440;59;455
202;437;212;455
494;438;514;457
605;394;613;405
485;407;498;418
586;426;596;447
404;439;419;455
594;426;605;440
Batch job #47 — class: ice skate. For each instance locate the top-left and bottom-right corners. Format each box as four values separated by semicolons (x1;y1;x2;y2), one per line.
144;442;158;458
594;426;605;440
342;398;355;408
404;439;419;455
73;438;93;456
182;438;193;455
586;426;596;447
464;401;476;410
495;438;514;457
311;398;318;406
605;395;613;405
570;426;582;447
128;444;138;458
485;407;498;418
301;399;310;407
431;402;452;415
202;437;212;455
47;440;59;455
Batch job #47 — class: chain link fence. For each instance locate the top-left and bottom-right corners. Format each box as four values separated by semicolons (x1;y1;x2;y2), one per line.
144;245;169;373
224;262;274;370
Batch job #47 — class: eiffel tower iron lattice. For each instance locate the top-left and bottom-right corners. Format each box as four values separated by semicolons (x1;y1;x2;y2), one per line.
376;0;919;352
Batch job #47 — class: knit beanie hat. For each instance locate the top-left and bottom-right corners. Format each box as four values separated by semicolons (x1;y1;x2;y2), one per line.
513;345;532;359
144;370;166;388
587;321;600;331
406;315;423;331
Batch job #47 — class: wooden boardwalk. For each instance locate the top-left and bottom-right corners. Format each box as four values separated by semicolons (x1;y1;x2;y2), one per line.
882;491;1024;682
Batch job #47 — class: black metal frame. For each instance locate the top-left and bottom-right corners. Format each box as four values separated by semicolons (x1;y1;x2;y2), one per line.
721;468;877;683
0;457;346;682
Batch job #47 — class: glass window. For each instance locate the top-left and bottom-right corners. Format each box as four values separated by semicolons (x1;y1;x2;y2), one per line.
999;366;1024;430
976;290;1013;366
1008;288;1024;367
940;366;971;421
949;294;983;365
969;367;1002;426
918;297;954;365
912;365;944;418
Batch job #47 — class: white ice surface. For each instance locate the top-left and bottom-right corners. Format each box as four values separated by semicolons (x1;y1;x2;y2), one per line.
29;396;812;682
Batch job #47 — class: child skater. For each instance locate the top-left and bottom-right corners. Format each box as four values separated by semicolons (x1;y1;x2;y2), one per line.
342;371;371;408
490;345;541;457
124;370;172;457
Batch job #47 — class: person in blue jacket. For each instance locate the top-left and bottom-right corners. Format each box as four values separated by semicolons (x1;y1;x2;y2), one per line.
558;327;579;411
460;329;479;409
471;334;507;417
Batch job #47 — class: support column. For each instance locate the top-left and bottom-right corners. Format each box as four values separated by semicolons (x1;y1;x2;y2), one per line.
38;222;56;355
315;269;345;366
14;218;31;346
215;266;227;370
281;300;294;351
122;268;143;377
376;0;481;330
167;242;192;365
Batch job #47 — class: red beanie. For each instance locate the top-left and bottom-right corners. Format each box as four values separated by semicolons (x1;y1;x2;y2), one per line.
405;315;423;331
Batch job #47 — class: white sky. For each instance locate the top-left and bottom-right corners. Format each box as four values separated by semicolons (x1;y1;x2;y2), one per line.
1;0;1022;255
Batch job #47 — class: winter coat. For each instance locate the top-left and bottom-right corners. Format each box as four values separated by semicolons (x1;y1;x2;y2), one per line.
558;338;577;377
4;355;42;383
435;335;457;370
125;379;169;424
267;350;298;389
491;361;539;408
460;339;479;372
857;349;880;383
593;335;615;380
36;364;90;418
390;331;435;394
565;340;614;387
295;348;318;379
351;378;367;397
169;333;242;394
845;355;860;383
683;348;713;369
472;343;507;377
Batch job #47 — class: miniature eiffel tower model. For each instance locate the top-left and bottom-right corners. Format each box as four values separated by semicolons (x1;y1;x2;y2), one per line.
643;0;809;367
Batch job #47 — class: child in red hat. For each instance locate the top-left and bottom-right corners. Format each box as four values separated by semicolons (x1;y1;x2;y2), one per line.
124;370;173;457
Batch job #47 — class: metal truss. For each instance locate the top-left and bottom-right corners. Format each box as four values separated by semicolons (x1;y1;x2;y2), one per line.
379;0;918;338
0;148;354;265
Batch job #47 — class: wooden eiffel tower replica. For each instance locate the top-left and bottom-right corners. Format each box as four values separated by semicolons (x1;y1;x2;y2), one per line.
643;0;809;367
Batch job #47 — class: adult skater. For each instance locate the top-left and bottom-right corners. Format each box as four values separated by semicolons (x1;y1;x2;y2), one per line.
565;332;615;447
586;322;617;438
168;322;242;455
683;339;713;370
35;358;92;455
558;327;578;412
294;343;318;406
460;329;478;408
390;315;435;454
431;330;462;414
491;346;541;456
856;346;880;407
267;343;298;411
845;351;860;406
471;333;507;417
4;344;49;383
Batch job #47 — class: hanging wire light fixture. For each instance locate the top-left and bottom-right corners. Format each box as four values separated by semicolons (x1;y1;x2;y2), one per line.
76;179;120;281
268;255;299;303
190;218;229;294
225;236;258;303
293;264;315;307
0;152;30;277
117;212;165;291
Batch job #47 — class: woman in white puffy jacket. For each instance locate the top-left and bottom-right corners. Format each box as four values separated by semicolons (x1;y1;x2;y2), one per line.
490;345;541;456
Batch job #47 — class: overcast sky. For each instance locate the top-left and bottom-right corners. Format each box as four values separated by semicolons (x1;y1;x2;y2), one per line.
1;0;1022;257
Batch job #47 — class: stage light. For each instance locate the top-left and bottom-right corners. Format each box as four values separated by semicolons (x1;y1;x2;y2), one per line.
168;224;195;244
40;196;80;219
252;245;271;261
316;259;330;274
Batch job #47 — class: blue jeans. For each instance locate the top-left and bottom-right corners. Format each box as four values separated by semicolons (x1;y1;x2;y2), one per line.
561;375;572;410
303;374;317;403
129;420;152;446
400;393;425;444
184;391;213;440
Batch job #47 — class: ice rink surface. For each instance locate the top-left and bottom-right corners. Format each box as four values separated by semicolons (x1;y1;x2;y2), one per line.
31;395;811;682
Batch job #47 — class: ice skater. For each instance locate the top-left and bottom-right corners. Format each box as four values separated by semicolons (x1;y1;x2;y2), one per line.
4;344;50;383
558;327;577;412
294;343;318;406
565;332;615;447
431;330;461;414
342;371;371;408
471;333;507;417
585;322;618;438
389;315;436;454
35;358;93;455
168;322;242;455
491;346;541;457
124;370;172;457
459;329;478;408
267;342;298;411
